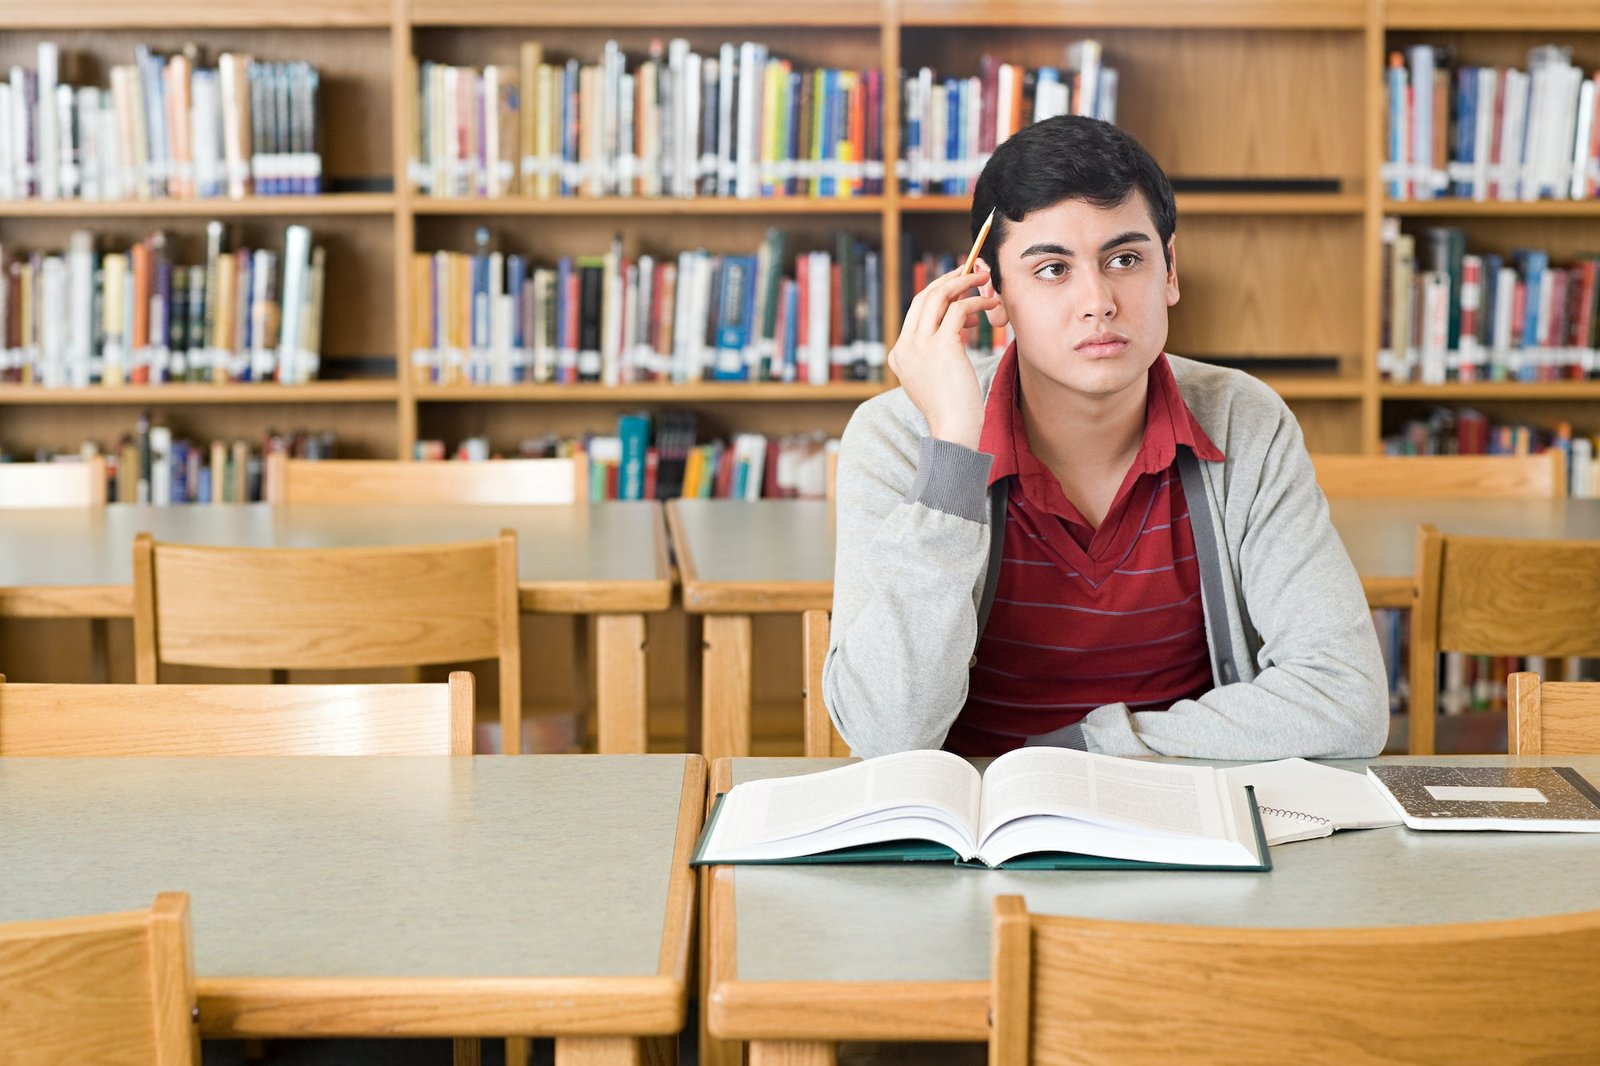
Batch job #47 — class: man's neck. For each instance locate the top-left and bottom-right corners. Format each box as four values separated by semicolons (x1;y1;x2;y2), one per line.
1016;362;1149;526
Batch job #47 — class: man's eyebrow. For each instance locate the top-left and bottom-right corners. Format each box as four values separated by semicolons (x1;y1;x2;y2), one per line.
1016;232;1152;259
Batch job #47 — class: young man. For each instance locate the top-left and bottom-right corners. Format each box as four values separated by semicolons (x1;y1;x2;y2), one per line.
824;115;1388;759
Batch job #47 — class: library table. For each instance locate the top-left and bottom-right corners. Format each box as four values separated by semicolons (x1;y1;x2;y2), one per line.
0;754;704;1060
1329;496;1600;607
666;499;833;765
0;502;671;752
706;755;1600;1066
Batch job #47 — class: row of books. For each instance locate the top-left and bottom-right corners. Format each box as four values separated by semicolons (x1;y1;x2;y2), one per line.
901;42;1118;196
1384;43;1600;202
1378;219;1600;385
409;41;883;200
1383;406;1598;498
409;228;884;387
1;43;320;203
12;420;338;504
0;224;325;387
508;412;836;502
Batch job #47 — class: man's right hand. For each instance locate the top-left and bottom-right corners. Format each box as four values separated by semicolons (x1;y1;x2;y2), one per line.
887;261;1001;452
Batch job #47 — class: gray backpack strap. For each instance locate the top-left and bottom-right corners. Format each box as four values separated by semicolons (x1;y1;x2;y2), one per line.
1176;447;1240;686
975;477;1009;643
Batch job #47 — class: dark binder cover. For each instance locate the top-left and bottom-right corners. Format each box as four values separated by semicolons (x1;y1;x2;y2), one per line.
690;786;1271;872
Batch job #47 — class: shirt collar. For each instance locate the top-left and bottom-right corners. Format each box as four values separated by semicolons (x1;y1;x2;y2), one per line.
978;345;1225;489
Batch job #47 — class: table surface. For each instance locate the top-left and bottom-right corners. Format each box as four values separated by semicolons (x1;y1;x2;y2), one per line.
668;496;1600;609
0;502;672;615
709;755;1600;1042
0;754;703;1037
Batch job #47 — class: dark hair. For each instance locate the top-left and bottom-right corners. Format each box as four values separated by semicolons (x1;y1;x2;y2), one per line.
971;116;1176;292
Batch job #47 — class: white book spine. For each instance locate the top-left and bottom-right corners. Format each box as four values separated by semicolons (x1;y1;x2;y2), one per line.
277;224;310;384
38;255;66;386
66;231;95;387
808;250;830;385
36;42;59;200
150;424;171;506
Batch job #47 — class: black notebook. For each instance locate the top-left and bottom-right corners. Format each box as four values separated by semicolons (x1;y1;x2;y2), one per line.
1366;764;1600;831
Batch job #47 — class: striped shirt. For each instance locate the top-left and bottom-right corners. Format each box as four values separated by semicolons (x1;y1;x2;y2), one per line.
946;349;1226;756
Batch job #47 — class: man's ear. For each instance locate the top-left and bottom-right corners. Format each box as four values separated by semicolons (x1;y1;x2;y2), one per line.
1165;236;1180;307
981;272;1010;330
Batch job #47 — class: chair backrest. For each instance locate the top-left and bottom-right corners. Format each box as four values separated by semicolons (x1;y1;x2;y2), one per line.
1311;451;1565;499
0;455;107;507
1409;525;1600;753
0;672;474;756
0;892;198;1066
1508;672;1600;756
801;609;849;757
133;531;523;751
989;894;1600;1066
265;453;587;505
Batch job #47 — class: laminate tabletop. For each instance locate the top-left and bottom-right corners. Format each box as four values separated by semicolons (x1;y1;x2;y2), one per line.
708;755;1600;1046
0;501;672;617
0;754;704;1040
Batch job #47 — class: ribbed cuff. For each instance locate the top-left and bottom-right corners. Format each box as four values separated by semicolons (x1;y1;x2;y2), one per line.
906;436;993;524
1024;723;1088;751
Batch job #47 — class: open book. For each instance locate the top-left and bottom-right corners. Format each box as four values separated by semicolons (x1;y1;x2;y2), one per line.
691;748;1269;871
1367;764;1600;831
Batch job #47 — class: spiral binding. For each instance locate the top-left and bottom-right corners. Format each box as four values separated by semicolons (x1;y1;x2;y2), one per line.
1258;805;1332;827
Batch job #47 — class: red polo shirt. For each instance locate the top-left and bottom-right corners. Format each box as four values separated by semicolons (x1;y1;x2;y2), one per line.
946;347;1226;756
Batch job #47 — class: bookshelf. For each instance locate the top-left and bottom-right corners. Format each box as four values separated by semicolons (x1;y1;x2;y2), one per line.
3;0;1599;465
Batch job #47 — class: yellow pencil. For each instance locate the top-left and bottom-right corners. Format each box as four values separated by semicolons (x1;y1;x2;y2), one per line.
963;207;996;275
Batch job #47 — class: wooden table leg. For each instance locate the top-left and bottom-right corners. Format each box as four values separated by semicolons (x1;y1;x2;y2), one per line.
748;1040;837;1066
685;614;704;754
554;1035;674;1065
595;612;649;753
701;614;752;765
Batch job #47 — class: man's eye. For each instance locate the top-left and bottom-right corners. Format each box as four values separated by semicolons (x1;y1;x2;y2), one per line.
1110;252;1141;269
1036;262;1066;279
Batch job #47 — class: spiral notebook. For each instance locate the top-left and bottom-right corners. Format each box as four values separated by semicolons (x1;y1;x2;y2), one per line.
1222;758;1401;845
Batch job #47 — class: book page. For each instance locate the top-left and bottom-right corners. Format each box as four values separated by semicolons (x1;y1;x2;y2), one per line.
708;750;982;856
977;747;1229;845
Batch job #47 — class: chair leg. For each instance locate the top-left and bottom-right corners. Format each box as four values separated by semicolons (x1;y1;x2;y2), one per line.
452;1038;482;1066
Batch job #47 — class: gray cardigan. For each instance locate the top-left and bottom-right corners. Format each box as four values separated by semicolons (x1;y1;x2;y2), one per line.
823;353;1390;760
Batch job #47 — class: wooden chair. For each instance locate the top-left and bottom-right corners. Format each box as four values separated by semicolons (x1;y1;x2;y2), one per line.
801;609;849;756
264;452;587;505
1508;672;1600;756
0;892;198;1066
1410;525;1600;754
0;455;112;682
1311;450;1565;499
989;894;1600;1065
0;454;107;506
132;531;524;752
0;672;474;756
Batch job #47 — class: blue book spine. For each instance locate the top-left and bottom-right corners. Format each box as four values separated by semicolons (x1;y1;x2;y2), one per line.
617;412;651;500
1387;60;1408;199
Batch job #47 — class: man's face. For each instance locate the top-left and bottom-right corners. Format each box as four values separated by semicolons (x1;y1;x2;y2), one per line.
990;192;1179;404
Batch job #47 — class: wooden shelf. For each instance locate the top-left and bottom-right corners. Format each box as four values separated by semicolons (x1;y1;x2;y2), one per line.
0;194;397;219
0;1;389;29
1380;382;1600;401
1384;199;1600;217
1385;0;1600;31
414;382;887;403
902;193;1365;216
901;0;1365;30
411;0;880;27
0;382;400;405
414;197;889;217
